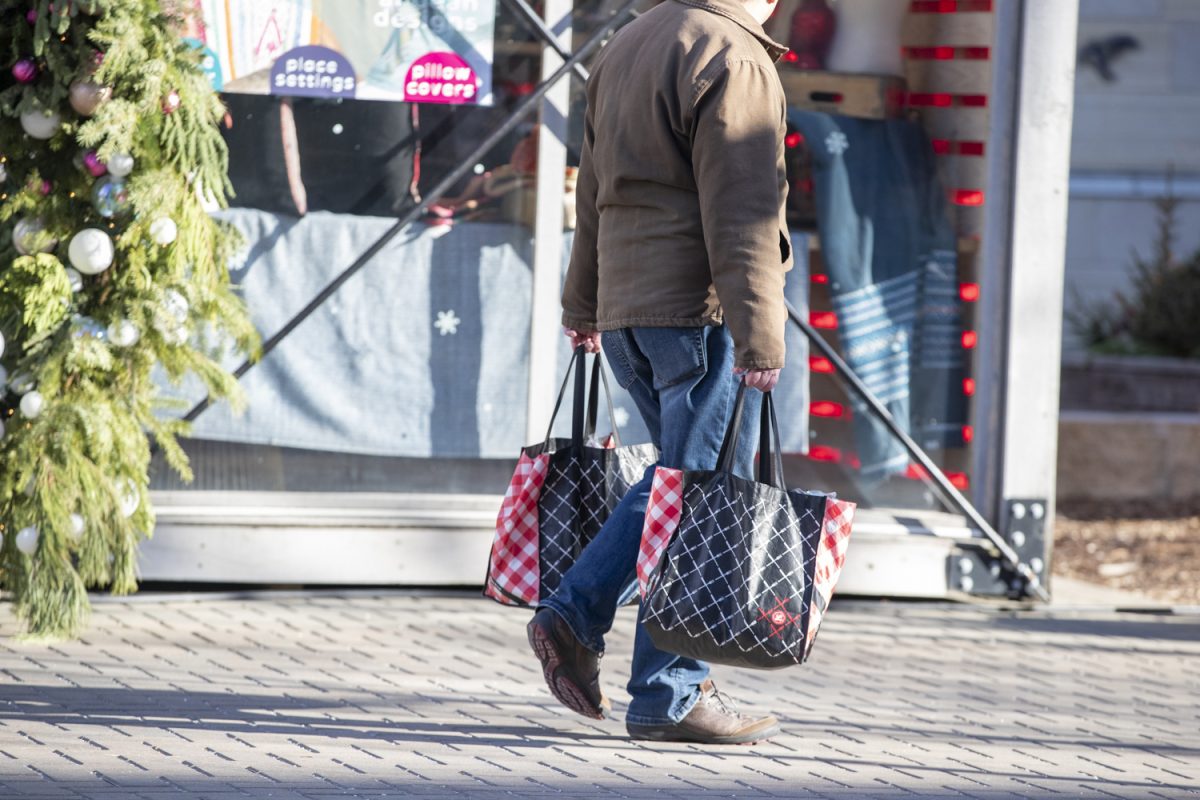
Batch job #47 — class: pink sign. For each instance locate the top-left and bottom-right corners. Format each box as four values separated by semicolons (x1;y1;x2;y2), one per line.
404;52;480;105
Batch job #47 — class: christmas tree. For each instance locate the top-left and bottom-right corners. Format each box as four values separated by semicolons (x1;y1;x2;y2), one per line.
0;0;258;638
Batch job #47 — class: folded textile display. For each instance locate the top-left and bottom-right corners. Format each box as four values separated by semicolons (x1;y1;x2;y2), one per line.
485;348;657;606
637;385;855;669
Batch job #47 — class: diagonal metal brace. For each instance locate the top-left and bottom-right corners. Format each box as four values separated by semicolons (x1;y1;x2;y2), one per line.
500;0;591;84
179;0;638;427
785;300;1051;603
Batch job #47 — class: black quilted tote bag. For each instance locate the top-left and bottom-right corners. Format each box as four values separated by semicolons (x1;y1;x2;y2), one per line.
637;385;856;668
485;347;657;606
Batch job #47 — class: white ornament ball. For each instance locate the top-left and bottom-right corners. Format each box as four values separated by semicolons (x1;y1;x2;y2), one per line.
163;289;189;323
15;526;39;555
0;162;6;183
68;228;115;275
106;153;134;178
69;513;86;541
65;267;84;293
20;108;62;140
20;390;44;419
0;329;4;357
0;417;5;441
10;372;35;393
0;365;6;388
13;217;56;255
107;319;140;347
149;217;178;246
162;325;189;346
118;478;140;518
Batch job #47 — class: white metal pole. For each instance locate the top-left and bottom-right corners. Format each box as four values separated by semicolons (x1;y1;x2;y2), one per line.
996;0;1080;522
525;0;574;444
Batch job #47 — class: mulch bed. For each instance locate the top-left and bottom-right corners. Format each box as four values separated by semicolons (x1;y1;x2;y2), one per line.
1053;500;1200;606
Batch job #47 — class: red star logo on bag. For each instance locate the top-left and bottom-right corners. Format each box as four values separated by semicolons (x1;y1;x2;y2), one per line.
757;597;801;639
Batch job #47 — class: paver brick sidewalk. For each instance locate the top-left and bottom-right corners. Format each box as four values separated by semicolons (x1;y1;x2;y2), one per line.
1;593;1198;799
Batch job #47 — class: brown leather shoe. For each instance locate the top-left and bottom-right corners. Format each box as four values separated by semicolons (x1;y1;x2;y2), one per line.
626;679;779;744
527;607;611;720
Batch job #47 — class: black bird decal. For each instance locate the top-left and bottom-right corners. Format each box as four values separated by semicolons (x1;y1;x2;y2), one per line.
1078;34;1141;82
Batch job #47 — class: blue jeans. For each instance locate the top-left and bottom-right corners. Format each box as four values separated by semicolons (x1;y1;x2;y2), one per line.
539;325;760;726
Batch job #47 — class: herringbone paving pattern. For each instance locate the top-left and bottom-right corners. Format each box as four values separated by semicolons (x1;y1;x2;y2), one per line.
1;593;1197;799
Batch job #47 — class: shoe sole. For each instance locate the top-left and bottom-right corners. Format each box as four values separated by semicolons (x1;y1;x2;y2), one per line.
527;620;609;721
626;721;781;746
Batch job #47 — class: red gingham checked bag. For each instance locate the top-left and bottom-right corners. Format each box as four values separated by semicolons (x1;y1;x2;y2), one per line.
637;385;855;669
485;348;656;607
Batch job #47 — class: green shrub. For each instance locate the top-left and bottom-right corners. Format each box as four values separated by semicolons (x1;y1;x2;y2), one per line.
1069;192;1200;359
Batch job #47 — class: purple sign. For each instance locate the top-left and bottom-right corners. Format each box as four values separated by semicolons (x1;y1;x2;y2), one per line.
269;45;357;99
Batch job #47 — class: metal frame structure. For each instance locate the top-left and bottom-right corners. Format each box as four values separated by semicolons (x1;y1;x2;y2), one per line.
144;0;1080;603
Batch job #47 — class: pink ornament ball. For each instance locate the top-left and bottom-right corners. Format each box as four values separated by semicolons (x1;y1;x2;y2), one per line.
40;180;52;196
26;9;37;23
12;59;37;84
82;151;107;178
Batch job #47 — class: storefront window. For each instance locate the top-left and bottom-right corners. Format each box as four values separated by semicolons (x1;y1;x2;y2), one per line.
153;0;556;493
155;0;997;514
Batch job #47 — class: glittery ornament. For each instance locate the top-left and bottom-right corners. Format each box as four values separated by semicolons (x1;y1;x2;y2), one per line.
91;176;130;217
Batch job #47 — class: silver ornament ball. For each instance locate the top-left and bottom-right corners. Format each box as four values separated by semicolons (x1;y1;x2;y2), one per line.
15;526;39;556
19;108;62;140
13;217;56;256
68;80;112;117
106;153;134;177
20;390;44;419
65;267;84;292
107;319;141;347
149;217;178;246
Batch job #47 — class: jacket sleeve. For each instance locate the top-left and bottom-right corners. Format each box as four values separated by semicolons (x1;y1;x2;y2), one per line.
561;110;601;331
691;58;790;370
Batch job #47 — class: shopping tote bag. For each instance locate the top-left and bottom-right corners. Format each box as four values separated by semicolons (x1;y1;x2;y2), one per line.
485;347;657;607
637;385;855;668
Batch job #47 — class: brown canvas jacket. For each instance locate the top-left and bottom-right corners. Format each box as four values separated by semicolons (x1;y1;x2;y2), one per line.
561;0;793;370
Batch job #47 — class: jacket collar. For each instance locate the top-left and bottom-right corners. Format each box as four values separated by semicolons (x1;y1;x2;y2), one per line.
671;0;789;62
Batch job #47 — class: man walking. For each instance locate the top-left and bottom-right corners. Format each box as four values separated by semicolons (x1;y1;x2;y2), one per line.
527;0;793;744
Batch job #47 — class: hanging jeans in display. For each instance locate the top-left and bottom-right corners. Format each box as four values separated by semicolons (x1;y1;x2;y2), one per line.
788;111;966;482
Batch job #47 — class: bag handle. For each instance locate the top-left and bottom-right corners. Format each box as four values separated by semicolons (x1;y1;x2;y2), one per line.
716;381;787;490
586;354;623;448
756;391;786;490
543;346;623;449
